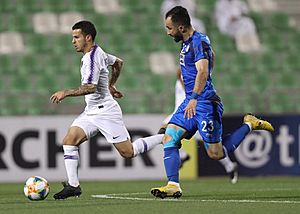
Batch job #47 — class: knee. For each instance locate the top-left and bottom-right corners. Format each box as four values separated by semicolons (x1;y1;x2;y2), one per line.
118;148;134;159
63;127;87;146
162;134;171;144
63;135;75;146
63;135;82;146
162;127;183;148
162;136;179;148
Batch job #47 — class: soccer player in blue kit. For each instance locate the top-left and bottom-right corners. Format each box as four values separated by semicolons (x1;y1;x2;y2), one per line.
150;6;274;199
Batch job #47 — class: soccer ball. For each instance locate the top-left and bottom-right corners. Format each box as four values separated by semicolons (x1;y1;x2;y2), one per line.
24;176;50;201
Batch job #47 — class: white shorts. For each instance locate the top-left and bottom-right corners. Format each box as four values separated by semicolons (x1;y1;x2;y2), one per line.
71;100;130;143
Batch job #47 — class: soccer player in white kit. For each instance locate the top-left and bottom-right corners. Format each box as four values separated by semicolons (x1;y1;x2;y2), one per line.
50;21;163;199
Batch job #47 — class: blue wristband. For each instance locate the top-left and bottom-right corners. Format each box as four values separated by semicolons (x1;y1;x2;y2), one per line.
191;92;199;100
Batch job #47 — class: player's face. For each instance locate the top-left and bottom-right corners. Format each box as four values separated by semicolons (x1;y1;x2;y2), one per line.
165;16;183;43
72;29;88;52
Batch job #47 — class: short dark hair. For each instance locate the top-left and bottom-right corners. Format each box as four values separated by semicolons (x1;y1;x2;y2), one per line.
165;6;191;27
72;20;97;41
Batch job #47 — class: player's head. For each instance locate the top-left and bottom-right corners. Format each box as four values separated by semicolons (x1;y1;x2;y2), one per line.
72;20;97;53
165;6;192;42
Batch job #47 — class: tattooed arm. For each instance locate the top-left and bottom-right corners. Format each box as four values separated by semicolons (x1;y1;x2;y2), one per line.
109;57;123;86
50;84;96;103
109;57;124;98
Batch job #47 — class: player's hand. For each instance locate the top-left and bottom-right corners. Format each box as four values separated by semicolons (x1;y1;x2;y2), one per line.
184;99;197;119
109;85;123;98
50;91;66;103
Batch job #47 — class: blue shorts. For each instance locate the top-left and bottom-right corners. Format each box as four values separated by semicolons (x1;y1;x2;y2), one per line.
169;95;224;143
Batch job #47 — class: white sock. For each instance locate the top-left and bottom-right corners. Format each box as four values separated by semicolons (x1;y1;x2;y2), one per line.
245;122;252;131
168;181;180;187
219;156;234;173
132;134;163;157
179;149;189;160
194;131;203;141
63;145;79;187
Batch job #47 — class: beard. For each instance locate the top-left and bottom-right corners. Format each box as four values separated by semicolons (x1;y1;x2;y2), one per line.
173;32;183;43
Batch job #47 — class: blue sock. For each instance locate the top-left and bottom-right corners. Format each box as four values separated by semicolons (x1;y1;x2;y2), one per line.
223;124;251;153
164;147;180;183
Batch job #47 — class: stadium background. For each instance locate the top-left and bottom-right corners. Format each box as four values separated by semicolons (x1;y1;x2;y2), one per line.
0;0;299;183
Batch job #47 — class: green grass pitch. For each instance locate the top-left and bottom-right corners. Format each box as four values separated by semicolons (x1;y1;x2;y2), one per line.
1;177;300;214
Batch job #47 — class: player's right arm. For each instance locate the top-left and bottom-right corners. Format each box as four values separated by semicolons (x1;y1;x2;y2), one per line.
50;84;96;103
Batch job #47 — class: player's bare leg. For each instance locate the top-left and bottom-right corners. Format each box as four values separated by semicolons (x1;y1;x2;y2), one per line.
194;131;238;182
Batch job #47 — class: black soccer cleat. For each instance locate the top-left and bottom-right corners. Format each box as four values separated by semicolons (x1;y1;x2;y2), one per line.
53;182;82;200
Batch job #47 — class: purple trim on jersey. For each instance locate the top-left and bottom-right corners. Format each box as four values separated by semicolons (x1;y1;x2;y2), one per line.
142;139;148;153
88;45;98;83
64;155;79;160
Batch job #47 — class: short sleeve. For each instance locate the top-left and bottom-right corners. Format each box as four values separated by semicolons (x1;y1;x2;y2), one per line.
193;36;211;63
193;39;205;62
105;53;117;66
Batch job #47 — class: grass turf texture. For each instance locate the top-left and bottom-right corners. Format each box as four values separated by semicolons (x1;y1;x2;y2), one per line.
1;177;300;214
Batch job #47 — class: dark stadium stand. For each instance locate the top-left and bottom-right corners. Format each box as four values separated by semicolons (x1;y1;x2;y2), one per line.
0;0;299;115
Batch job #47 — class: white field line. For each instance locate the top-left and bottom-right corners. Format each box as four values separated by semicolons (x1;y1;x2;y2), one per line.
91;192;300;204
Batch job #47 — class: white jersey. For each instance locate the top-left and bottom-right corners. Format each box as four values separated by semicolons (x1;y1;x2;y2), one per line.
72;44;130;143
174;79;185;110
163;79;185;124
80;44;116;113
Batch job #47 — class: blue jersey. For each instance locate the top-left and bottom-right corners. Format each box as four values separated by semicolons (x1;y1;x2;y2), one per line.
169;31;223;143
179;31;216;100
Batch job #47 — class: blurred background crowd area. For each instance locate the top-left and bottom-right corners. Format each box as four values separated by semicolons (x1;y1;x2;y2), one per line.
0;0;299;116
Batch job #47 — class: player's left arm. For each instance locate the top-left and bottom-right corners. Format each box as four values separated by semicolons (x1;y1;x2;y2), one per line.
50;84;96;104
184;59;209;119
109;57;124;98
